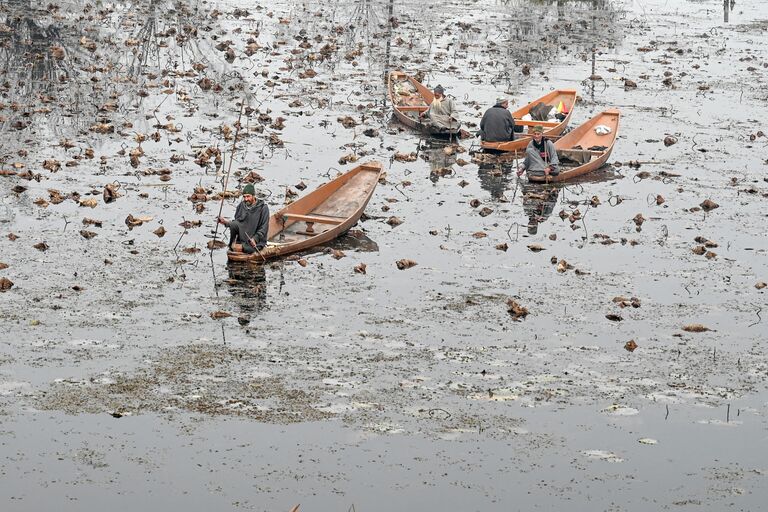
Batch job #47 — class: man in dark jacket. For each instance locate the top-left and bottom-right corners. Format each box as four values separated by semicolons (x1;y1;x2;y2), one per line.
480;97;516;142
217;183;270;254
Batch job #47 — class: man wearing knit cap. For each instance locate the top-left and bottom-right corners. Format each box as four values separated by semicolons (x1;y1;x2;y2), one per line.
217;183;270;253
419;84;460;132
480;97;516;143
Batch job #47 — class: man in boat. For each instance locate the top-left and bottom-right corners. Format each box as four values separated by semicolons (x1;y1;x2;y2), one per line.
419;85;460;132
517;125;559;178
216;183;270;254
480;97;516;142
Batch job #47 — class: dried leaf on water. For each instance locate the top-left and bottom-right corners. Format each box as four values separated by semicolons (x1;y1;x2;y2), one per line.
692;245;706;256
297;258;308;267
472;232;487;239
479;207;493;217
79;198;98;208
207;240;226;250
682;324;710;333
103;183;121;203
82;218;103;228
756;282;767;290
606;314;623;322
0;277;14;291
694;236;718;247
79;230;97;239
506;299;529;319
396;259;417;270
0;262;8;270
153;226;166;237
469;199;481;208
386;216;403;227
700;199;719;211
8;233;19;241
33;242;49;252
337;116;357;128
125;214;153;228
43;159;61;172
210;311;232;320
393;152;417;162
496;243;508;251
331;249;346;260
527;244;545;252
556;259;573;273
624;340;638;352
354;263;367;274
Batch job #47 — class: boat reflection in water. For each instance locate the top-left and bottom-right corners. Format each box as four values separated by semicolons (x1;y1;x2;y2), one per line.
328;229;380;253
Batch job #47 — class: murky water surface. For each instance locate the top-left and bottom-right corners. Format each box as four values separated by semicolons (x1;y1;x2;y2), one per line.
1;0;767;510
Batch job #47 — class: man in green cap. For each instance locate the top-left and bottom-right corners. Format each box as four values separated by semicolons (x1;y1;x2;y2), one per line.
217;183;270;253
517;125;559;178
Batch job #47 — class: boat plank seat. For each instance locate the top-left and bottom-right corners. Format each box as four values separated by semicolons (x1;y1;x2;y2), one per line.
397;105;428;111
282;213;344;225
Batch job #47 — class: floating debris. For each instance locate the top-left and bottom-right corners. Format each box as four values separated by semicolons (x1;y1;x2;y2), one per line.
682;324;710;333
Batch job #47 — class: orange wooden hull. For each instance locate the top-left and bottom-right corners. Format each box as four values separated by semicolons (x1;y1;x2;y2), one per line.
480;89;578;152
388;71;460;136
227;161;383;261
528;109;620;183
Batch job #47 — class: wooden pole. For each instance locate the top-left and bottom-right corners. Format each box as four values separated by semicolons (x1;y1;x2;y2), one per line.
212;100;247;249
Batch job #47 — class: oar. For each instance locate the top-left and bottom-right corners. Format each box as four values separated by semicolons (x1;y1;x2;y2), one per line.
212;99;246;252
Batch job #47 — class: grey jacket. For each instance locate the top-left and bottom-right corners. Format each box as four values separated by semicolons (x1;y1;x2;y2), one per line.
228;199;270;252
480;105;516;142
522;139;559;176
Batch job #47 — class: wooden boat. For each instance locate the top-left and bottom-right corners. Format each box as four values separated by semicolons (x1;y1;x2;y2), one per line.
388;70;461;137
480;89;578;153
528;109;620;183
227;161;383;262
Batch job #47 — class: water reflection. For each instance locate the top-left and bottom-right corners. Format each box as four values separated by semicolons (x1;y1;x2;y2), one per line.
225;262;268;322
477;162;518;201
521;181;560;234
0;0;223;136
329;229;380;252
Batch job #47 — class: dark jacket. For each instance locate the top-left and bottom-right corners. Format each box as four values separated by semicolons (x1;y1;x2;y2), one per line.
480;105;516;142
229;199;270;252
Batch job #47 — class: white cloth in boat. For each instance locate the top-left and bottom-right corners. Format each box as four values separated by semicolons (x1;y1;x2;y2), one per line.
594;124;612;135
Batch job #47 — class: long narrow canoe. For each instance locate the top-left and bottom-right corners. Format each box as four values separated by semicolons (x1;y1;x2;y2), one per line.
480;89;578;152
227;161;383;262
388;70;461;137
528;109;620;183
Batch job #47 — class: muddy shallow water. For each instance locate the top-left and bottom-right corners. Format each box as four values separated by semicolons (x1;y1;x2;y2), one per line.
1;0;767;510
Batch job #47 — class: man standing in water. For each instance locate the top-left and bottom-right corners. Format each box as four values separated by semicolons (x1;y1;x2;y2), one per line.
517;125;559;178
480;97;517;142
217;183;270;254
